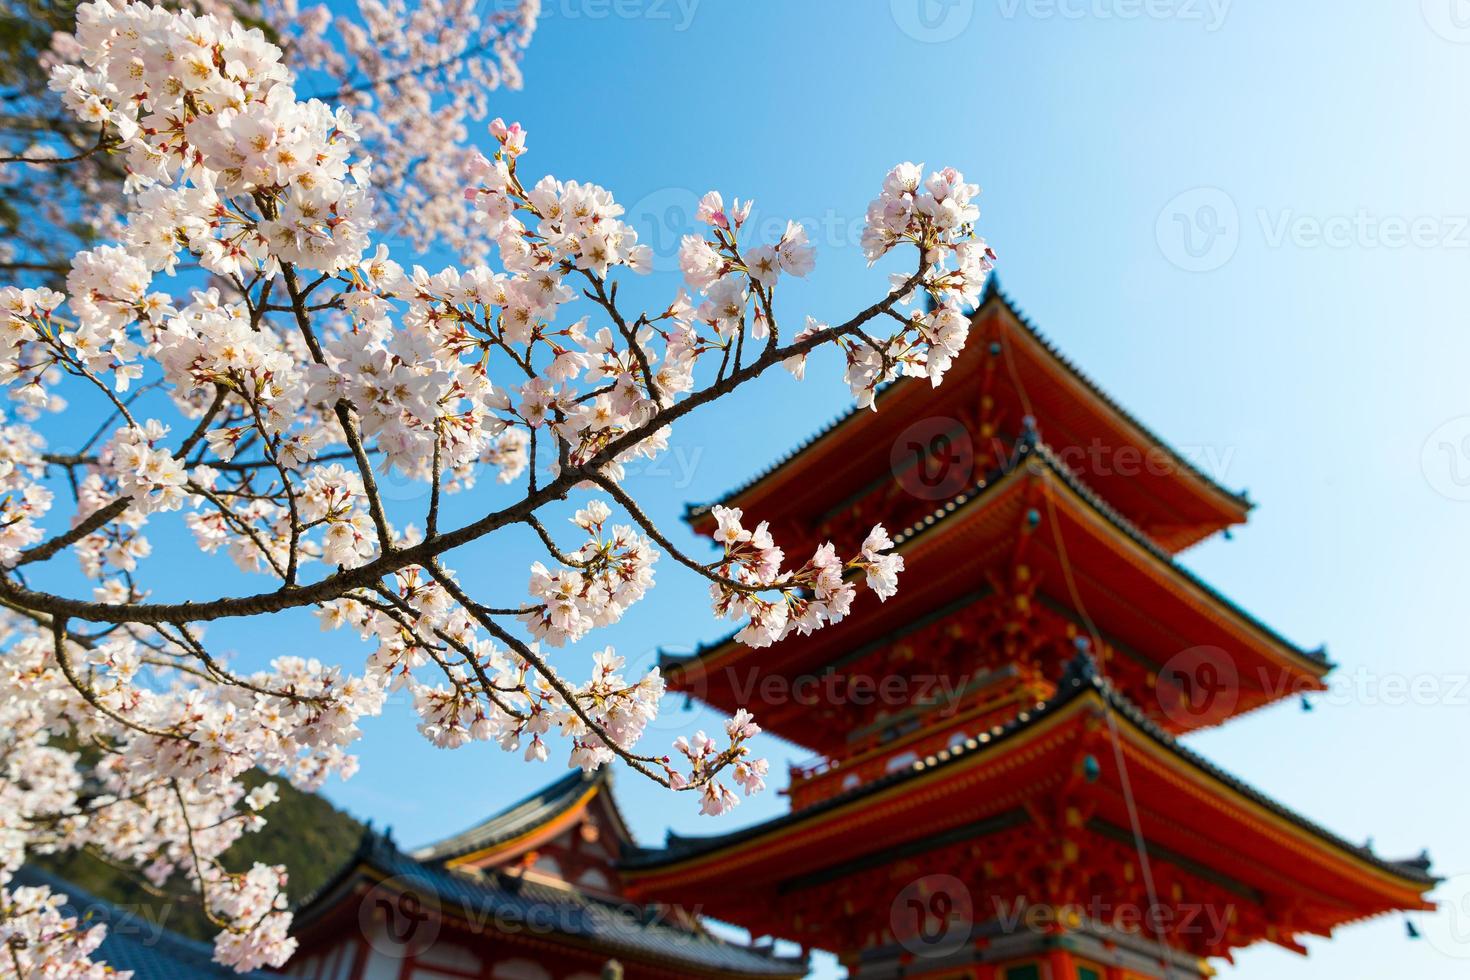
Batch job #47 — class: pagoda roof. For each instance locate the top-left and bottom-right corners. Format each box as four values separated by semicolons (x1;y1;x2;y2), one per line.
678;436;1320;665
295;824;806;978
997;440;1322;671
412;768;631;866
625;655;1429;888
685;280;1251;551
662;437;1329;745
621;654;1434;949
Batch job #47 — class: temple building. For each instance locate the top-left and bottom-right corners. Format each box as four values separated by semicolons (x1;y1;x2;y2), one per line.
621;283;1437;978
289;283;1434;980
288;768;807;979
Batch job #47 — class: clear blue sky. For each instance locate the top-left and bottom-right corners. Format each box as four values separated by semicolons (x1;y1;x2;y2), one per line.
42;2;1470;977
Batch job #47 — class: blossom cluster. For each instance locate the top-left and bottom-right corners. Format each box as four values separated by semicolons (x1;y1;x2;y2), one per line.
0;610;378;973
277;0;539;263
17;0;539;283
669;709;770;816
0;408;51;564
49;1;374;278
522;502;658;646
0;884;113;979
707;506;905;648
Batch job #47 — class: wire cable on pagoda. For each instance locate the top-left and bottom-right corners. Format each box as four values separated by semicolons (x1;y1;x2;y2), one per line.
1046;503;1175;980
993;318;1178;978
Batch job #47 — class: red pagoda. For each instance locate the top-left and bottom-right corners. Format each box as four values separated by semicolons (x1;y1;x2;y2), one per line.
618;282;1437;979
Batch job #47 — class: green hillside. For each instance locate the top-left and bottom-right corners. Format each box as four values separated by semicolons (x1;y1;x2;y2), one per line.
33;771;365;941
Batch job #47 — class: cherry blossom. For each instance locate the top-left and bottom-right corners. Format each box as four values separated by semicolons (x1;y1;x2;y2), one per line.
12;0;540;283
0;0;994;971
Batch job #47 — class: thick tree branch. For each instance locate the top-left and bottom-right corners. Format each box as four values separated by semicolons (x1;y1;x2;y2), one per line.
0;264;925;624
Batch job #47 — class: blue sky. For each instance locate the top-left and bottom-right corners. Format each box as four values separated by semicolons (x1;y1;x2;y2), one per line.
34;2;1470;977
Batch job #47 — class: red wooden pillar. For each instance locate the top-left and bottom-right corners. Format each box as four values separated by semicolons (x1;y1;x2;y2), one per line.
1047;949;1078;980
346;937;369;980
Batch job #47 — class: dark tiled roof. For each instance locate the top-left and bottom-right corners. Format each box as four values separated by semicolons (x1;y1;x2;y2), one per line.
684;278;1252;523
11;865;285;979
303;831;806;977
662;435;1328;679
411;768;625;864
623;652;1434;889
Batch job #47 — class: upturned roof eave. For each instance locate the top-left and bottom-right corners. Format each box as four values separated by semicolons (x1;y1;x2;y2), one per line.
293;837;810;978
665;439;1328;695
683;280;1253;529
410;768;610;865
622;654;1434;899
